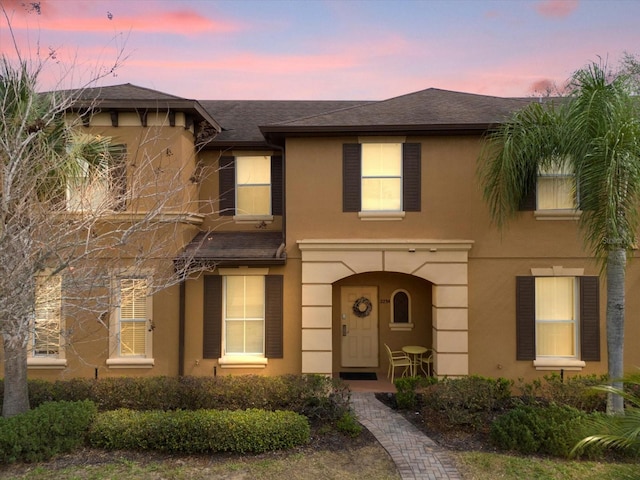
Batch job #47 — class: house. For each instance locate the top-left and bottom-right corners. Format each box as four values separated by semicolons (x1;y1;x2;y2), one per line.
10;83;640;383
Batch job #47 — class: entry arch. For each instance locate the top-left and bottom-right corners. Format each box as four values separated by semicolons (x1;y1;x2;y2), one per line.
298;239;473;377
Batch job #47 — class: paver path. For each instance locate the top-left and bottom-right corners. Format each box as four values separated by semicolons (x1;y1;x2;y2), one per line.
351;392;462;480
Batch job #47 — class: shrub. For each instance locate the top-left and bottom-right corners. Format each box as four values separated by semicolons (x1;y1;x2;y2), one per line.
88;408;310;454
515;373;608;412
394;376;436;410
421;376;513;429
490;403;604;458
0;400;97;463
335;411;362;438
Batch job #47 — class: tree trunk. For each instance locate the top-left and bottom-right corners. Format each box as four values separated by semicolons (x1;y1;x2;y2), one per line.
2;336;30;417
606;247;626;414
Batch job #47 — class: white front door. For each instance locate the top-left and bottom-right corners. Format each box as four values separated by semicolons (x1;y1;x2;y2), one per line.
341;286;379;368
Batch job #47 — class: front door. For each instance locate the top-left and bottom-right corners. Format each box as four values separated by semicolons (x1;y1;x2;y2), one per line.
341;286;379;368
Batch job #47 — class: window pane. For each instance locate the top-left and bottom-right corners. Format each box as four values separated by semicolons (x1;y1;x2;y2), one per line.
120;320;146;356
362;178;402;211
245;320;264;352
120;279;147;320
237;185;271;215
244;276;265;318
536;277;574;320
362;144;401;176
236;156;270;185
225;320;245;353
538;177;574;209
537;322;575;356
226;276;246;318
393;292;409;323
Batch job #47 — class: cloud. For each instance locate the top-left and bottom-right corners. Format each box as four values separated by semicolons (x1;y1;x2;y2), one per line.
535;0;579;18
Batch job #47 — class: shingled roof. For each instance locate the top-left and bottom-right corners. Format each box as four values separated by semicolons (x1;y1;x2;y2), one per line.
177;231;286;268
260;88;537;138
199;100;369;146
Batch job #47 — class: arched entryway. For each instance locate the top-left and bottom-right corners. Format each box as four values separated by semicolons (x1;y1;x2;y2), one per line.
298;239;473;377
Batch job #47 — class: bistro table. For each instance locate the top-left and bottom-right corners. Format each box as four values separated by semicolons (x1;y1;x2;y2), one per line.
402;345;428;377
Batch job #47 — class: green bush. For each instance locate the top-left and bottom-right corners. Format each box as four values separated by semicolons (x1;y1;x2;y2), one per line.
394;376;436;410
89;408;310;454
421;376;513;429
490;403;604;458
515;373;608;412
0;375;350;425
335;411;362;438
0;400;97;464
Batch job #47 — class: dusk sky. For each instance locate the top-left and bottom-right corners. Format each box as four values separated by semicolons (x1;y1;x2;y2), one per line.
1;0;638;100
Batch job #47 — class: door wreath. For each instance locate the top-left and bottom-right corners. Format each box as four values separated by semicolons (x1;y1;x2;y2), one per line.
352;297;373;317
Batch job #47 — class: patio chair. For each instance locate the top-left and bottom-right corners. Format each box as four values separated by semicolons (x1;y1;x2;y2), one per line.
420;350;433;376
384;343;412;382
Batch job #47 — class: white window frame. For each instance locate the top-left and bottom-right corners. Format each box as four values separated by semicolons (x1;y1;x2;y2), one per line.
28;272;67;369
530;266;586;370
389;289;414;331
107;275;154;368
233;154;273;223
218;267;269;368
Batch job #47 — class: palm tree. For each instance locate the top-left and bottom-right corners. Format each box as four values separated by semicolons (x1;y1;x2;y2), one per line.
572;373;640;459
478;62;640;414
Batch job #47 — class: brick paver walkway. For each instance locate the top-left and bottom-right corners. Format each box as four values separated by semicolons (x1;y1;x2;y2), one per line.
351;392;462;480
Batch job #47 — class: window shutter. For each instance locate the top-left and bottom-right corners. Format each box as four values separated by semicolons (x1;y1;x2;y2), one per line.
264;275;283;358
271;155;283;216
402;143;421;212
580;276;600;361
516;276;536;360
343;144;361;212
203;276;222;359
519;175;537;211
219;156;235;216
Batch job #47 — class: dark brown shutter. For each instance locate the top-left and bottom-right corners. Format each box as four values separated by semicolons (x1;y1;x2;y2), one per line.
343;144;361;212
203;275;222;359
271;155;283;216
264;275;283;358
219;156;235;216
580;276;600;361
402;143;421;212
516;276;536;360
110;144;127;211
519;175;537;211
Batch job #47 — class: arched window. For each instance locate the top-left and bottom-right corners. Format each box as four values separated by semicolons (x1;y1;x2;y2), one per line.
390;289;413;331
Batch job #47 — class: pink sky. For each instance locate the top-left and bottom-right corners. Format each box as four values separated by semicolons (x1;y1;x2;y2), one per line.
1;0;638;100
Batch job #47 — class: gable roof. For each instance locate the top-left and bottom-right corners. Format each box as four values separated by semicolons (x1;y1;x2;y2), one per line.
260;88;536;138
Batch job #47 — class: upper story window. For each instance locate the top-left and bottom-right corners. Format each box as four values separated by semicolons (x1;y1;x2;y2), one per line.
236;156;271;216
361;143;402;212
537;162;575;210
66;144;127;213
343;141;421;220
219;154;283;222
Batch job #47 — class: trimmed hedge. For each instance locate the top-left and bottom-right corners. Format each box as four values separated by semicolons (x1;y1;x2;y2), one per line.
88;408;310;454
0;400;97;464
0;374;350;424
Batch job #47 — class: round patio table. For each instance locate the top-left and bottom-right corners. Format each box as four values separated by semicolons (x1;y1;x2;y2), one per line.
402;345;428;376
